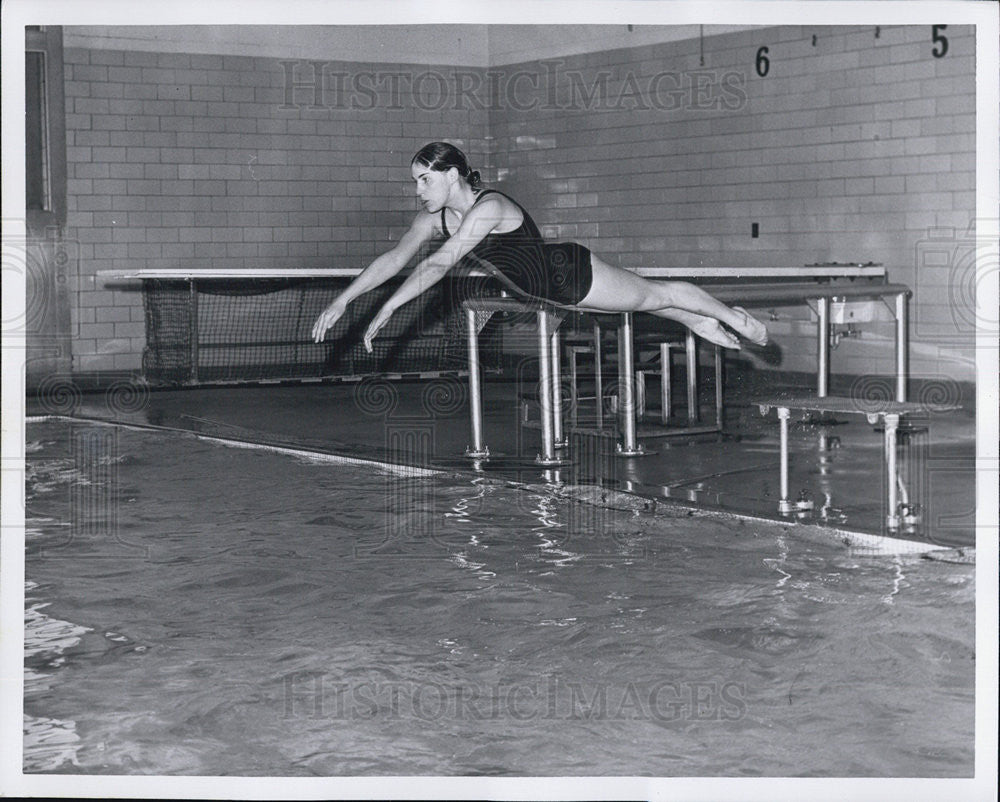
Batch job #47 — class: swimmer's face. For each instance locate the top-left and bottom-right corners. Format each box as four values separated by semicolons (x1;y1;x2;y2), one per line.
411;163;455;213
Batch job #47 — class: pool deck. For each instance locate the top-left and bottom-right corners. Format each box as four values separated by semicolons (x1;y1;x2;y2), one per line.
28;367;977;552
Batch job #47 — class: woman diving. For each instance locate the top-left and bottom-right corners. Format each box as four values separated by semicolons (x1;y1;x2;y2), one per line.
312;142;768;351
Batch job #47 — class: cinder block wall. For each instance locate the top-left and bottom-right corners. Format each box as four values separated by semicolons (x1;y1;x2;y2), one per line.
64;24;976;386
62;48;490;372
491;24;977;385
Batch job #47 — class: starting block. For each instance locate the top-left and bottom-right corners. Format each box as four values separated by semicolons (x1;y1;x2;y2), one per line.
755;395;960;530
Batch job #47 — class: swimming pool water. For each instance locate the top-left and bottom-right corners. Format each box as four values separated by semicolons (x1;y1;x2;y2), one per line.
23;420;975;776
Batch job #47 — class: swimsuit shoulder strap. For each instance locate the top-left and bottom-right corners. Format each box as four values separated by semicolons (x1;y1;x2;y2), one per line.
472;188;500;205
475;189;539;232
442;189;500;236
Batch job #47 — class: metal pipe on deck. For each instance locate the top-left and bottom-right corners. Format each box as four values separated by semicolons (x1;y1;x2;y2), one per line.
616;313;644;456
536;311;559;465
550;327;567;448
686;331;698;422
777;407;793;514
895;293;908;402
660;342;672;425
714;345;724;426
817;297;829;397
593;322;604;429
464;307;489;458
885;413;900;529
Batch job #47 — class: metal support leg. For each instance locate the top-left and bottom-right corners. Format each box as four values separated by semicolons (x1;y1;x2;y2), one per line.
714;345;724;427
635;369;647;419
686;331;698;423
536;311;562;465
568;347;579;427
660;342;672;425
895;292;908;403
616;312;645;456
465;307;489;458
885;413;900;529
550;327;567;448
817;296;830;398
593;322;604;429
777;407;794;514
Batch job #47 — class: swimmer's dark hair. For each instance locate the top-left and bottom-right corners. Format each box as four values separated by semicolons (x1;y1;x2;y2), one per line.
411;142;481;189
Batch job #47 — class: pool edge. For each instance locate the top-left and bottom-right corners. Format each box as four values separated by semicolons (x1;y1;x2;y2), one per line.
26;414;970;559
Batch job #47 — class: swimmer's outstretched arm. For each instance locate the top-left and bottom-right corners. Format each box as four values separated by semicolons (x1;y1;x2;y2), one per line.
311;213;437;342
362;201;501;352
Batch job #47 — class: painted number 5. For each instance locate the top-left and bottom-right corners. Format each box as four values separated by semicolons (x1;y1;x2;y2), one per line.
932;25;949;59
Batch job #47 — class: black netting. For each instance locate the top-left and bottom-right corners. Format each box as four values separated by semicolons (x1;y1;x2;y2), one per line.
142;280;194;384
141;276;503;385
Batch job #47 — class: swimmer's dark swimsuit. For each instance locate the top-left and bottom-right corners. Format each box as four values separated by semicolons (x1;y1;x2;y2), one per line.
440;189;594;306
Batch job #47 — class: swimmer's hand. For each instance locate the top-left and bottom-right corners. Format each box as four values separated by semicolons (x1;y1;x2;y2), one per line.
312;299;348;342
363;305;395;353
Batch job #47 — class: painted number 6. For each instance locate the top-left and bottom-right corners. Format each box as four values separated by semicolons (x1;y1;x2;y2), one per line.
755;46;770;77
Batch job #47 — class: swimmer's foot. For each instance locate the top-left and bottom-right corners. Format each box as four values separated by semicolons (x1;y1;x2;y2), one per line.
689;318;741;350
732;306;768;346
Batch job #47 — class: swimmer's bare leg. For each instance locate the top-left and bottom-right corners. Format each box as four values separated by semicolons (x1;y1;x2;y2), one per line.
579;256;768;346
574;300;741;349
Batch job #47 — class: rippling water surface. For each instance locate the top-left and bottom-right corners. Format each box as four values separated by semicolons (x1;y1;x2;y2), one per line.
24;421;975;776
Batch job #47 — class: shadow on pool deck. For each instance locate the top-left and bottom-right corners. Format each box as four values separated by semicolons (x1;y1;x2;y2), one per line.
31;368;977;550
